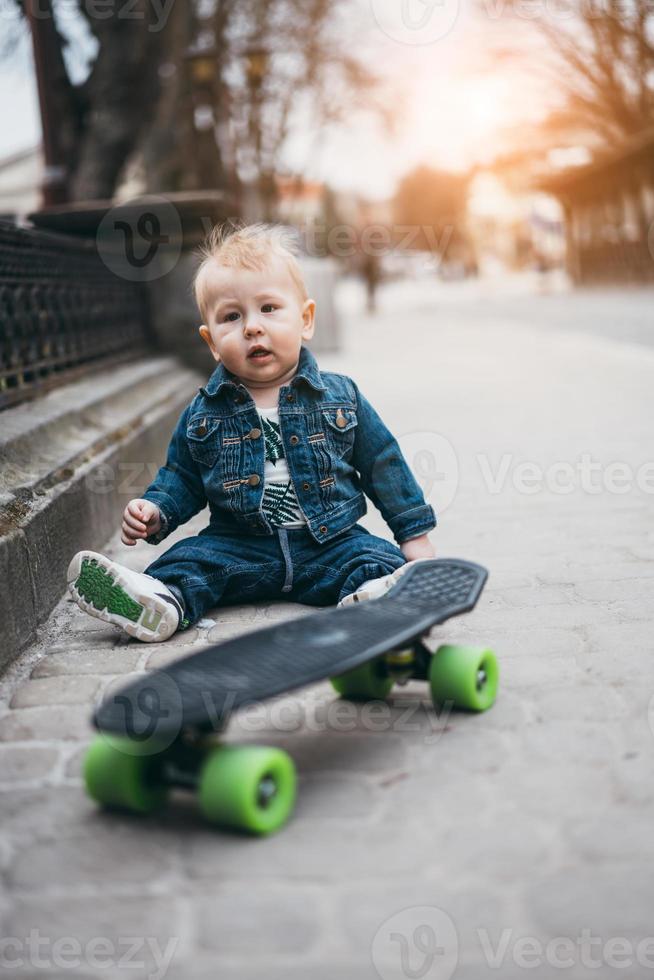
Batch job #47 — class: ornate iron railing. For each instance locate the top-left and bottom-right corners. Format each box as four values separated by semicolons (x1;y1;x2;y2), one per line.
0;222;152;411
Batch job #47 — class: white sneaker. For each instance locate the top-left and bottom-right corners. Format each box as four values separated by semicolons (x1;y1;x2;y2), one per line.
337;558;434;608
67;551;183;643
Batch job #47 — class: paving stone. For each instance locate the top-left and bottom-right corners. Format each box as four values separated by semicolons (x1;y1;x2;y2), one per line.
0;745;61;782
65;747;86;779
183;820;431;880
128;627;199;657
0;706;91;742
293;772;377;820
10;676;103;709
498;654;579;689
0;787;95;843
227;730;409;774
261;601;319;621
574;578;654;603
481;761;614;821
568;561;654;582
517;721;622;765
611;751;654;805
32;647;143;677
7;827;176;890
145;643;202;670
41;637;119;654
526;866;654;941
531;685;628;723
165;963;377;980
66;613;122;638
4;895;182;978
583;622;654;663
193;883;323;956
338;880;511;958
565;806;654;863
441;625;585;659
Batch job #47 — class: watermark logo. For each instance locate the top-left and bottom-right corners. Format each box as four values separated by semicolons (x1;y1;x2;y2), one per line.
0;930;177;980
370;0;460;45
372;906;459;979
96;196;182;282
97;671;183;754
398;431;459;513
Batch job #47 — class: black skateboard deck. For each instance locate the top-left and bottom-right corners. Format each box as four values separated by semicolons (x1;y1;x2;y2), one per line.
94;558;487;740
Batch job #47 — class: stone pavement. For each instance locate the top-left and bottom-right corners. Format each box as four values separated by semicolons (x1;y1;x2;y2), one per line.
1;277;654;979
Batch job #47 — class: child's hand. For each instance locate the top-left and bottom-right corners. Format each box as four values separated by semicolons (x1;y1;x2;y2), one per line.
400;533;436;562
121;499;161;546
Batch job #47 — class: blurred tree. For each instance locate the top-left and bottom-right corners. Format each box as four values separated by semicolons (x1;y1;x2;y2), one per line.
393;166;470;257
536;0;654;144
4;0;387;205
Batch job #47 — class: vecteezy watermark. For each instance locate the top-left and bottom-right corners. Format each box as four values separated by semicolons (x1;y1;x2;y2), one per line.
231;692;452;746
398;431;460;513
371;910;654;977
12;0;176;32
477;453;654;497
301;221;455;262
96;197;182;282
0;931;177;979
77;448;654;514
372;906;459;980
97;671;183;754
99;679;453;754
369;0;461;45
477;928;654;970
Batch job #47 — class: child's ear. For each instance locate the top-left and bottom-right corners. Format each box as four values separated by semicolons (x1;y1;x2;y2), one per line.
199;325;220;362
301;299;316;340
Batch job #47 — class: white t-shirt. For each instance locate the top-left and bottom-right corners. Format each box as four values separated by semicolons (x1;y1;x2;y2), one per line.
256;405;307;528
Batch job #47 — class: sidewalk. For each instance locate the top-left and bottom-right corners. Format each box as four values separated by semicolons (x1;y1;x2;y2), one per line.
1;277;653;978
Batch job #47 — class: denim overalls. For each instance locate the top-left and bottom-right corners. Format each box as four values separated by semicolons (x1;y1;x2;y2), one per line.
141;346;436;628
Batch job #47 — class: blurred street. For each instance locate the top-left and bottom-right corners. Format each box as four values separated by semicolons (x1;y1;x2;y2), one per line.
1;276;654;978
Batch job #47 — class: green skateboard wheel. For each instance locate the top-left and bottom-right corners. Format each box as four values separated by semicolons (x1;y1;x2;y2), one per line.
198;745;296;834
84;736;168;813
330;657;394;701
429;645;499;712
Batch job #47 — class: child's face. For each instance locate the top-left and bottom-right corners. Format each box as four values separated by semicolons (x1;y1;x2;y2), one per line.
198;256;315;389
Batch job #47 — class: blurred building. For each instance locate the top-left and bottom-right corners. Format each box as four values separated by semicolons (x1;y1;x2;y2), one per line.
538;127;654;285
466;171;565;274
275;175;326;225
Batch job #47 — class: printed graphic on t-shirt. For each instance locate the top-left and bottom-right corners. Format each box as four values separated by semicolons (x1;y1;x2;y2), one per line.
259;412;306;527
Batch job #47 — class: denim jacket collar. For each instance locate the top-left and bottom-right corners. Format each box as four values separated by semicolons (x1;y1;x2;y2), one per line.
199;344;327;398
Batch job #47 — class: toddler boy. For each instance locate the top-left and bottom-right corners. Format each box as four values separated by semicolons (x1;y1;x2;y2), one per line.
67;224;436;642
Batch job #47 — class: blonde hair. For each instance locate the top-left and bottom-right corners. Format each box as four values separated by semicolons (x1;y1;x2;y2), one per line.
193;221;308;323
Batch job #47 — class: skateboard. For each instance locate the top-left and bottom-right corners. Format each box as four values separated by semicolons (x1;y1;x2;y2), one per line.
84;558;498;834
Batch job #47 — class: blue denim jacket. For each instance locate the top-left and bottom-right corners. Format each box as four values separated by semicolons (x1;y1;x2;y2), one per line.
142;345;436;546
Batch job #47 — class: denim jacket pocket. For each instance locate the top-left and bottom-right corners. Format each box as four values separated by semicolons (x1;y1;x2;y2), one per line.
186;414;222;467
322;407;358;457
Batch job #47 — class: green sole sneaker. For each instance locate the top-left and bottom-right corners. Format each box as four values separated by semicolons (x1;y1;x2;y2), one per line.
67;551;181;643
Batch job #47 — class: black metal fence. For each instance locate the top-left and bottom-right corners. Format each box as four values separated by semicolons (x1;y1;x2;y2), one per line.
0;222;152;411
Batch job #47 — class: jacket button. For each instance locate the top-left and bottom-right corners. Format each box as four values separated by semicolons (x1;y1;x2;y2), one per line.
336;416;347;428
196;424;207;436
302;482;310;491
319;525;328;534
248;474;261;486
247;427;262;440
286;394;294;402
289;435;299;446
